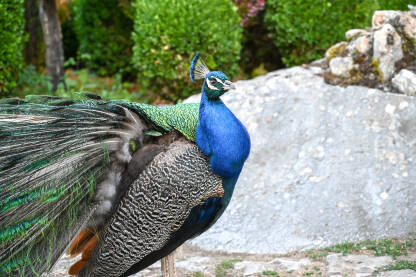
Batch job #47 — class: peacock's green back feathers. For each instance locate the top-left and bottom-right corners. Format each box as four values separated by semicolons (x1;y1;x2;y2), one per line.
0;95;200;276
124;102;199;141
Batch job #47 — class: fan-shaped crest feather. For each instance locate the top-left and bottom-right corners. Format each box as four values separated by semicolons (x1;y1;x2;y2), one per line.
190;53;210;82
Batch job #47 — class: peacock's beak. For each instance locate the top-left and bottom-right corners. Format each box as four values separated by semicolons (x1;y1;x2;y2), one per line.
223;80;236;91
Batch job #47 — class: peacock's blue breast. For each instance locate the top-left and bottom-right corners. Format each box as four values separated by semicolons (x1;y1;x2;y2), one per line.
196;98;251;179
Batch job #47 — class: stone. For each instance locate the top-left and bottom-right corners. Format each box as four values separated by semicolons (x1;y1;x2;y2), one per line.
329;56;354;77
379;270;416;277
355;273;372;277
325;41;348;59
392;69;416;96
187;66;416;254
372;11;402;28
175;256;211;272
324;9;415;89
327;253;392;274
373;23;403;82
353;36;371;54
234;261;275;276
398;253;416;261
402;14;416;40
346;29;368;41
269;257;311;271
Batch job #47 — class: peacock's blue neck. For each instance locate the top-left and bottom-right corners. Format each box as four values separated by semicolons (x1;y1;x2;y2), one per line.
196;88;250;201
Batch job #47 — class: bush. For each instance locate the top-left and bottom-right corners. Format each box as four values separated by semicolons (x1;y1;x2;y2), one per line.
132;0;242;101
265;0;377;66
72;0;135;77
376;0;410;11
265;0;411;67
233;0;266;26
0;0;26;93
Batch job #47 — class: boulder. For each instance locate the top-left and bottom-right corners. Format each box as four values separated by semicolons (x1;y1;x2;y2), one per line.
186;66;416;254
392;69;416;96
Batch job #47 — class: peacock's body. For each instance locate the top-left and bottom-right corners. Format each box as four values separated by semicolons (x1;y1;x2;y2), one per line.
0;54;250;277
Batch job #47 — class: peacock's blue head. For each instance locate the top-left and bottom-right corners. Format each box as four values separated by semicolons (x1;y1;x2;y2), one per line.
190;53;235;100
203;71;235;99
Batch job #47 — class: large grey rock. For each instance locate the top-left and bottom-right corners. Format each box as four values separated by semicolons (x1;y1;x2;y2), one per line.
186;66;416;254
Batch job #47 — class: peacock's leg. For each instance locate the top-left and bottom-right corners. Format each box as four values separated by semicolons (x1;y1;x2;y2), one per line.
161;248;178;277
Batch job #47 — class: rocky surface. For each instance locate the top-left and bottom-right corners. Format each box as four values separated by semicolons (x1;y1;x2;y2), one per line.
51;242;416;276
185;65;416;254
323;7;416;95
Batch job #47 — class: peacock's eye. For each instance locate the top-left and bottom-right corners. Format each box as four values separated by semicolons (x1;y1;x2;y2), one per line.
210;78;217;85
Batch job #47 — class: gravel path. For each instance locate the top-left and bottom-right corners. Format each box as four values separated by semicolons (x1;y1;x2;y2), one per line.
49;237;416;277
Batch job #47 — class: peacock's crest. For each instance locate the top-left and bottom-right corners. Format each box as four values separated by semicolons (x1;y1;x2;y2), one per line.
190;53;210;82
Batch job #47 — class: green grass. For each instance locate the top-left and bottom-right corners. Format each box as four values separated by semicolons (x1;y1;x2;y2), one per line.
193;272;205;277
312;266;320;271
215;258;243;277
306;250;329;260
262;270;278;275
7;66;154;104
384;260;416;271
373;260;416;276
324;242;362;255
306;238;414;260
363;239;413;258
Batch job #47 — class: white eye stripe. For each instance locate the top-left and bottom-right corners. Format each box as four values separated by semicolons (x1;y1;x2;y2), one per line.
214;78;225;86
206;77;225;90
206;79;219;90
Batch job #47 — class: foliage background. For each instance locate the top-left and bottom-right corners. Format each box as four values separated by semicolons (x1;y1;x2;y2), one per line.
0;0;26;94
1;0;413;102
132;0;242;101
72;0;135;78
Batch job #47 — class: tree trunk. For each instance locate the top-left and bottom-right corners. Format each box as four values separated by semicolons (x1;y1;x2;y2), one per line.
38;0;65;92
161;250;177;277
24;0;43;67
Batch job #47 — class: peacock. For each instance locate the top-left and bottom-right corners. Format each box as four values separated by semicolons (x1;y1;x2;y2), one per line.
0;53;251;277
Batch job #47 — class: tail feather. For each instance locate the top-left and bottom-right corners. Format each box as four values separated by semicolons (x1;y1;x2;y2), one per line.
0;95;201;276
0;96;146;276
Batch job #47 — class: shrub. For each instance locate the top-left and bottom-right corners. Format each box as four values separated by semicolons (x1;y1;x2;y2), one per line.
375;0;410;11
0;0;26;93
72;0;135;77
265;0;411;67
132;0;242;101
233;0;266;26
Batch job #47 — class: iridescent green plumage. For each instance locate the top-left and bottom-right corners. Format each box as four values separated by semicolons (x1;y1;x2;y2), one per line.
120;102;199;141
0;95;201;276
